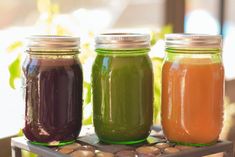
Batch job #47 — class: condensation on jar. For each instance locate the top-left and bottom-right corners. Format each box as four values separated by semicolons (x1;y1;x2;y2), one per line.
22;35;83;146
161;34;224;146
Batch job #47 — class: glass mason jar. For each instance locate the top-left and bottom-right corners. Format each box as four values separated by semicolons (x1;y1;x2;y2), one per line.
161;34;224;146
92;33;153;144
22;35;83;146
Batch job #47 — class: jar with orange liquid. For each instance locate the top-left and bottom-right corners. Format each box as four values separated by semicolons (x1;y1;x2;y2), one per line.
161;34;224;146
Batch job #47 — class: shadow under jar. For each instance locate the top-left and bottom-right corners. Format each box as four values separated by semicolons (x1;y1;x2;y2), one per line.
161;34;224;146
22;35;83;146
92;33;153;144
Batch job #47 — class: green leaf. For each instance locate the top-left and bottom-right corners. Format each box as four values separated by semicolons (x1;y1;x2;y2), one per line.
150;24;173;46
84;82;91;105
150;31;158;46
83;81;93;125
83;115;92;125
8;54;22;89
18;129;23;136
158;24;173;39
22;150;38;157
152;57;164;124
7;41;23;53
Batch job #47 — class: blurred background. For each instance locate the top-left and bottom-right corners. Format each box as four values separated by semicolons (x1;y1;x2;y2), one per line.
1;0;235;156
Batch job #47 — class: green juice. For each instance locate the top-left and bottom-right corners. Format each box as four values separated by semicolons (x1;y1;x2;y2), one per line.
92;49;153;144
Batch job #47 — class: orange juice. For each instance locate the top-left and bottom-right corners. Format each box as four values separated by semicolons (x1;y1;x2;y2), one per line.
161;59;224;145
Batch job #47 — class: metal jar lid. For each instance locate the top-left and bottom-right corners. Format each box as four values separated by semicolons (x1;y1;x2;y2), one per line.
26;35;80;52
165;34;222;49
95;33;150;50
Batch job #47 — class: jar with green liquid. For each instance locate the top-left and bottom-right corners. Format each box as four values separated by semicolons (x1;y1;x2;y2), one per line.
92;33;153;144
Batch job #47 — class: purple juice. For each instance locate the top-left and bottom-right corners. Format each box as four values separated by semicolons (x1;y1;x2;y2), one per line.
22;57;83;145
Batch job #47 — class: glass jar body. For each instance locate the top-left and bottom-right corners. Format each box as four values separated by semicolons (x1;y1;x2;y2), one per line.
92;49;153;144
22;52;83;146
161;48;224;146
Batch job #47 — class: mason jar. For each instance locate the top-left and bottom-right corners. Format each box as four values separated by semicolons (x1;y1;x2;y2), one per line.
22;35;83;146
92;33;153;144
161;34;224;146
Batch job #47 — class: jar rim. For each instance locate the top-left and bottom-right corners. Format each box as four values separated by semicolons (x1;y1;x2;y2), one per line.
166;47;221;54
26;35;80;52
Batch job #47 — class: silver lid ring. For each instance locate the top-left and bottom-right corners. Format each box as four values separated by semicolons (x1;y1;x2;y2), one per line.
165;34;222;49
95;33;150;50
26;35;80;52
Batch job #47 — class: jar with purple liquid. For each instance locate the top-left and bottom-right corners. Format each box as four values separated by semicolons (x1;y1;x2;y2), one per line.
22;35;83;146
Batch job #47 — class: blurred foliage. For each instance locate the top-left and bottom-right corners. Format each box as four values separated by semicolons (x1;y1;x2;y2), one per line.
7;40;23;89
150;25;172;46
21;150;38;157
83;114;93;125
152;57;163;124
150;25;173;124
83;82;92;125
37;0;59;25
8;54;22;89
84;82;92;106
7;41;23;53
156;25;173;40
